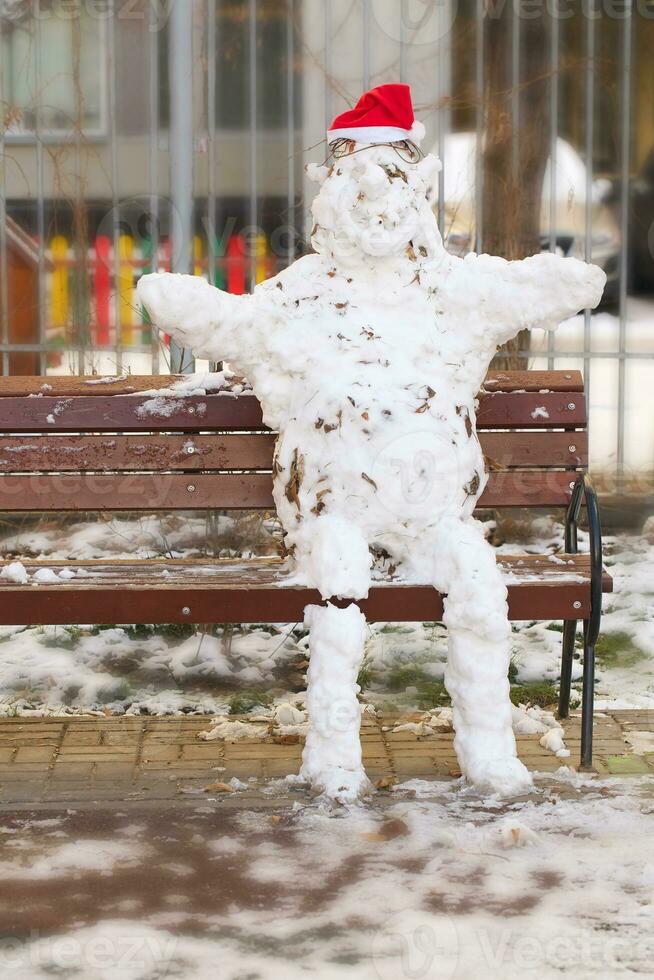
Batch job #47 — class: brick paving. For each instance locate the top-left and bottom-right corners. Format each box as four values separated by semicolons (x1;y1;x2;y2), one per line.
0;709;649;807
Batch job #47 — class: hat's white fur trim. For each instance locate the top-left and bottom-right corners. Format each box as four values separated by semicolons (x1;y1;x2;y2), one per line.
327;125;415;145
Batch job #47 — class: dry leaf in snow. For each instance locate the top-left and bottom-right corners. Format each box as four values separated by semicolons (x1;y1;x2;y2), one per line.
375;776;396;790
363;818;409;842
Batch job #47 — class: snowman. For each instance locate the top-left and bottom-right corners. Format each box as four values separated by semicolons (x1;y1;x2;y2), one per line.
138;84;605;803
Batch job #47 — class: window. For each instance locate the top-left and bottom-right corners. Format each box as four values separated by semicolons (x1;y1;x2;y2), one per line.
215;0;301;130
1;1;106;137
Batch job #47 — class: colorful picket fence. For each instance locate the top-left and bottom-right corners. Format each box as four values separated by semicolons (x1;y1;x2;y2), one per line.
43;232;279;350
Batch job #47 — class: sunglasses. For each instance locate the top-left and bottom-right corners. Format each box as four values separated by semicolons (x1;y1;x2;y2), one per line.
326;138;424;165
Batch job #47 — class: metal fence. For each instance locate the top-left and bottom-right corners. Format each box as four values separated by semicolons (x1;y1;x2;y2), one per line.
0;0;653;486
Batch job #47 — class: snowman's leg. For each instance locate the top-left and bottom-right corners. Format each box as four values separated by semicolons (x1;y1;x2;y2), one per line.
297;516;372;803
300;601;370;803
433;518;533;796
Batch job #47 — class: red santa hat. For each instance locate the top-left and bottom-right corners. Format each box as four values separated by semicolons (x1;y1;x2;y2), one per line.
328;83;425;146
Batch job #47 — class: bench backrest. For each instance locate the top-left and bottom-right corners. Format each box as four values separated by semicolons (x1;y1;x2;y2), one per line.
0;371;587;514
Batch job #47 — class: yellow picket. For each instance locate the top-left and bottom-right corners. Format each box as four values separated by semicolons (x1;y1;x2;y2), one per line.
118;234;134;345
255;233;269;284
194;235;204;277
50;235;69;331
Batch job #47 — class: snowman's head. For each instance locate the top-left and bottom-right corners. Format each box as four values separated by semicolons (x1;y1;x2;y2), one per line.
307;143;443;266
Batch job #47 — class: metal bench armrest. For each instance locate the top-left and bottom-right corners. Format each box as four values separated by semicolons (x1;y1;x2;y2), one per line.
565;473;604;646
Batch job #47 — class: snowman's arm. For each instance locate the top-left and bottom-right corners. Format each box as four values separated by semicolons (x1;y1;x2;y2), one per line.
468;252;607;346
137;272;255;364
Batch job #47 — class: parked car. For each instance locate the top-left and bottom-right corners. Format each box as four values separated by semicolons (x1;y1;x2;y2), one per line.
430;132;620;305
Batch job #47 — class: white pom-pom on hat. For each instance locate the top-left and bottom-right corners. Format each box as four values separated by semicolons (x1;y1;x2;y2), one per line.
409;120;426;145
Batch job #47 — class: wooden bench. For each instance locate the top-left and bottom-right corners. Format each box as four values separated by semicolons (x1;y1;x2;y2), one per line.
0;371;612;769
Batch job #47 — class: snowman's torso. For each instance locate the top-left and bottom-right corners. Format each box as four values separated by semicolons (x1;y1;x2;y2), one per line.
242;255;495;548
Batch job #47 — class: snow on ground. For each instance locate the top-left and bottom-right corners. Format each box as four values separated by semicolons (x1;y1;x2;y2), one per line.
0;512;279;561
0;838;145;881
0;621;303;717
0;516;652;717
1;773;653;978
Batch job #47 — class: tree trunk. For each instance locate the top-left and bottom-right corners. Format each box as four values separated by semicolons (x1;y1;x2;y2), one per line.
482;4;552;369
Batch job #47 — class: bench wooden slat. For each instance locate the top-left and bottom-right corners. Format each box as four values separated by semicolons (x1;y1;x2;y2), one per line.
0;393;264;432
0;370;585;397
475;392;586;428
0;431;588;472
0;391;587;433
0;376;184;397
0;434;277;472
0;472;275;511
0;555;613;625
0;470;581;511
482;370;583;392
481;432;587;468
0;555;606;584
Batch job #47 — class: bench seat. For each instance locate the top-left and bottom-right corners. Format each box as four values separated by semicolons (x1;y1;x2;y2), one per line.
0;369;610;768
0;555;612;626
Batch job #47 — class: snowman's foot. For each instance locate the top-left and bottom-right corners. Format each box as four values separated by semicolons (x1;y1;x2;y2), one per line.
461;756;534;797
304;765;372;805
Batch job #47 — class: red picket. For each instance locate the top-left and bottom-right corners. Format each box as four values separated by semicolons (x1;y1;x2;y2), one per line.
227;234;246;294
94;235;111;346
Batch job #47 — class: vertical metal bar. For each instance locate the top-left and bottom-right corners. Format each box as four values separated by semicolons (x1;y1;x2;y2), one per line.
580;624;595;770
286;0;295;269
148;0;160;374
617;2;633;483
169;0;195;373
399;0;407;83
362;0;371;91
208;0;217;286
436;1;450;237
35;7;47;375
248;0;258;289
474;0;484;253
0;13;9;376
511;0;520;175
108;0;122;374
547;9;559;370
583;4;596;408
75;6;84;374
324;0;332;131
557;619;577;719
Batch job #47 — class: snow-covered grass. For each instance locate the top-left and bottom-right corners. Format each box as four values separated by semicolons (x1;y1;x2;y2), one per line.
0;512;280;561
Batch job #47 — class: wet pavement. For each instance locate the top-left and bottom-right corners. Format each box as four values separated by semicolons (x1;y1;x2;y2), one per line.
0;712;653;977
0;768;653;979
